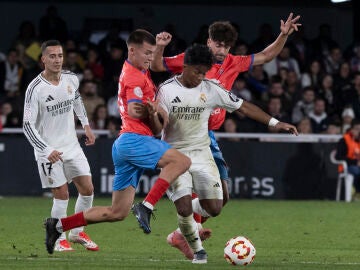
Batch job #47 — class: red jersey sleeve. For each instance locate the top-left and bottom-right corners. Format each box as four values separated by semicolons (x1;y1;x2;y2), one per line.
163;53;185;74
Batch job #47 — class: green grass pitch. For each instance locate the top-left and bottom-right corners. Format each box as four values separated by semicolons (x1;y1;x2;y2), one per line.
0;197;359;269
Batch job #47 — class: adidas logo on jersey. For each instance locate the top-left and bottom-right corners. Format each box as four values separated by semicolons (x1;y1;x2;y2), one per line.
45;95;55;102
171;96;181;103
213;182;221;188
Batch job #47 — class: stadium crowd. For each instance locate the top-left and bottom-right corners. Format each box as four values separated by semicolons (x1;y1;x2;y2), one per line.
1;6;360;136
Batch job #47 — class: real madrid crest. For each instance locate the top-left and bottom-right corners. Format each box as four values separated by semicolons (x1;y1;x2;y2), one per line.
67;85;72;94
200;93;207;103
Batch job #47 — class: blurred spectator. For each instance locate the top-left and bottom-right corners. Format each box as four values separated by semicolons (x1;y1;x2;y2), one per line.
221;117;240;142
263;45;301;79
98;23;127;60
250;23;275;52
102;42;126;101
323;46;343;75
263;77;292;115
301;59;324;90
333;62;353;111
0;48;23;102
296;117;313;134
90;104;108;130
350;73;360;119
0;102;13;127
308;98;329;133
350;43;360;72
80;80;105;120
311;23;339;59
284;70;302;103
39;5;68;42
266;96;290;133
287;27;312;71
318;74;336;117
231;75;252;101
85;46;104;81
324;120;341;135
341;107;355;133
106;116;121;138
232;41;249;56
64;49;83;77
246;65;269;101
292;87;315;124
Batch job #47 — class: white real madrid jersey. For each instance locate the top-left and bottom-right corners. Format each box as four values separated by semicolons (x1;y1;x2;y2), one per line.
157;76;243;151
23;71;89;159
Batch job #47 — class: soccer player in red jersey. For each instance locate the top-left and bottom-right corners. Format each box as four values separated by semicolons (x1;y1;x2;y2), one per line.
43;29;191;254
151;13;301;259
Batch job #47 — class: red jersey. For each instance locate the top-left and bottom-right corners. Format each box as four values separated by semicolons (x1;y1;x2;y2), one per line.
164;53;254;130
118;60;156;136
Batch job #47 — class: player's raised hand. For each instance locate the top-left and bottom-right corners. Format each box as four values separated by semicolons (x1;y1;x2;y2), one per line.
156;32;172;46
84;125;96;146
280;13;301;36
275;122;299;135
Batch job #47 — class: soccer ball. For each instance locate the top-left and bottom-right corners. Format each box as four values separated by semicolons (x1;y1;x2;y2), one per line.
224;236;256;266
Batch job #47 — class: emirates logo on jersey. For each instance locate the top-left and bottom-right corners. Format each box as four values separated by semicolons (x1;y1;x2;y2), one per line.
67;85;72;94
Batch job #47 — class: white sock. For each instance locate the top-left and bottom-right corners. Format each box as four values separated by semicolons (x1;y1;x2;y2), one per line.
70;194;93;235
192;198;211;218
51;198;68;239
142;201;154;211
177;214;203;253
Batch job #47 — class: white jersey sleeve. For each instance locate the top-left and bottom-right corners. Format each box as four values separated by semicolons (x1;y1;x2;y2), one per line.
23;77;54;158
73;88;89;128
206;80;244;112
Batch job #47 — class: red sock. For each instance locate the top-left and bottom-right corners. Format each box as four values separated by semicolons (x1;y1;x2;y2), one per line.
201;216;209;224
144;178;169;206
60;212;87;232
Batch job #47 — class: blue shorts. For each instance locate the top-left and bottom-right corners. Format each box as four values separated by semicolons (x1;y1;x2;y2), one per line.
209;130;230;181
112;133;171;191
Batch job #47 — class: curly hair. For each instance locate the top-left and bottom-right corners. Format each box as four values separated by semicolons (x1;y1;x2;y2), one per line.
184;44;213;68
208;21;238;47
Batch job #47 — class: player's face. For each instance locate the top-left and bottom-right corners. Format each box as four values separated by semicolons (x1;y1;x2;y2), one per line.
130;42;156;70
207;39;231;62
182;64;210;88
41;45;63;73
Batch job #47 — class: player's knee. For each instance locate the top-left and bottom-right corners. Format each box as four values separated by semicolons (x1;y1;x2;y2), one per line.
206;206;222;217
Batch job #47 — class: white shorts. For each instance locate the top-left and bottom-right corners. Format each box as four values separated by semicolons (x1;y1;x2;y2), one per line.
37;149;91;189
166;147;223;202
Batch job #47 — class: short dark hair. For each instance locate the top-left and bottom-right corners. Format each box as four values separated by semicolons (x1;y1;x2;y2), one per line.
184;44;213;68
127;29;156;47
41;40;62;53
208;21;238;47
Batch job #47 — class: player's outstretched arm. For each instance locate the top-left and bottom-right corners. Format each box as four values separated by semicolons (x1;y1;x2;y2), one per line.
237;100;298;135
150;32;172;72
252;13;301;66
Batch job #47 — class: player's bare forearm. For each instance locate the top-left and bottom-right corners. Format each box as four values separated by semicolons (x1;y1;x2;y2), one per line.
237;101;272;125
148;112;163;136
151;32;172;72
151;45;167;72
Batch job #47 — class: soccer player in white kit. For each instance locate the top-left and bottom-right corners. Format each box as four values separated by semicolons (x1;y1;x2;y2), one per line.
156;44;298;263
23;40;98;252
